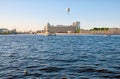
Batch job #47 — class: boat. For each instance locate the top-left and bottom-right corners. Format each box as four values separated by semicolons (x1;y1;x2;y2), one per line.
44;33;56;36
104;34;111;37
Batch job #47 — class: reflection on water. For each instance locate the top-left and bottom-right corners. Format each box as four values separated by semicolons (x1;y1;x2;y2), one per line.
0;34;120;79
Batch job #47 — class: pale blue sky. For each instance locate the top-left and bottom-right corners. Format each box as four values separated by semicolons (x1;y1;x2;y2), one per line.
0;0;120;31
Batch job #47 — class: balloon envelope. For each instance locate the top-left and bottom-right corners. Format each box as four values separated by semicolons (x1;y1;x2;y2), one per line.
66;8;70;13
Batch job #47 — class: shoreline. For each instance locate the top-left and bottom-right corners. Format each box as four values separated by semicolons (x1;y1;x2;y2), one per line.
37;33;120;35
0;33;120;36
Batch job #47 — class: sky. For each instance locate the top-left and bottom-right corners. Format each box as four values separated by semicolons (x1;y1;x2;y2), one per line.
0;0;120;31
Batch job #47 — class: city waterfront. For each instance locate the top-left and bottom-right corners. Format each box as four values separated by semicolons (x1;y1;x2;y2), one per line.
0;34;120;79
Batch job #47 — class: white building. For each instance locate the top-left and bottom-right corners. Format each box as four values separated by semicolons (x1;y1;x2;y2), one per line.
0;28;9;33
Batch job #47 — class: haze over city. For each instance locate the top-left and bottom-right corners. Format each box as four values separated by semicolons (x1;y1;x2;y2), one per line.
0;0;120;31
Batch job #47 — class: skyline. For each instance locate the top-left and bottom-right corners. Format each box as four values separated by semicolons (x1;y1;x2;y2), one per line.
0;0;120;31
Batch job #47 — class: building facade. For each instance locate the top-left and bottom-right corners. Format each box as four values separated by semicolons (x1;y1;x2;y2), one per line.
0;28;9;33
0;28;17;34
44;21;80;33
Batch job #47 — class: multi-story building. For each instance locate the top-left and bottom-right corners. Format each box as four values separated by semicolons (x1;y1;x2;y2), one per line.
0;28;9;33
0;28;17;34
44;21;80;33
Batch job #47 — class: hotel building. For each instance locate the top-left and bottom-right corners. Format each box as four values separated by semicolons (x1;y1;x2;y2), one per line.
44;21;80;33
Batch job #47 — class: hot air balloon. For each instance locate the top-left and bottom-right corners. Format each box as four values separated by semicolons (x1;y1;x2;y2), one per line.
66;8;70;14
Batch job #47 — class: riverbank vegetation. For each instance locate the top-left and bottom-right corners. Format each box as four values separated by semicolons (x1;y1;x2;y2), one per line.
90;27;109;31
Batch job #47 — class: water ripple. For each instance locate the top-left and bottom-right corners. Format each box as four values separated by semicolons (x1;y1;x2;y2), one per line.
0;35;120;78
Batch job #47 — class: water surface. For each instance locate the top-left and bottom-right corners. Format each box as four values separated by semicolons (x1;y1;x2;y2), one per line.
0;34;120;79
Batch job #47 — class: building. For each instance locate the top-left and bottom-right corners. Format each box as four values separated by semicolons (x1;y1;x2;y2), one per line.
0;28;9;34
0;28;17;34
10;29;17;34
108;28;120;34
80;28;120;34
44;21;80;33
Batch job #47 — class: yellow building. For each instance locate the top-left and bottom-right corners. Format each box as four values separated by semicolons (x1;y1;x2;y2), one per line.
44;21;80;33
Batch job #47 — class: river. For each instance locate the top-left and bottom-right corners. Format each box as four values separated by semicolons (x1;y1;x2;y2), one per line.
0;34;120;79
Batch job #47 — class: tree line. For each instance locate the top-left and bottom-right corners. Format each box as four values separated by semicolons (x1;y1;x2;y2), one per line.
90;27;109;31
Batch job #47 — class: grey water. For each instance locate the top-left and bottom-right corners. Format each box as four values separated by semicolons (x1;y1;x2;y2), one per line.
0;34;120;79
